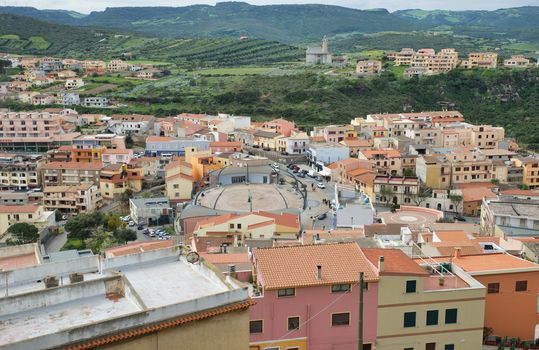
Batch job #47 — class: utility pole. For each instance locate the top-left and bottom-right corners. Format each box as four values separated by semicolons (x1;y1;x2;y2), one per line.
358;271;364;350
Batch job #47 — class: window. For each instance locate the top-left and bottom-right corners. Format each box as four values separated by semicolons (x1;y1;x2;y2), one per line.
426;310;438;326
287;316;300;330
444;345;455;350
249;320;263;333
331;284;351;293
405;280;416;293
425;343;436;350
403;312;416;328
237;223;242;229
229;223;234;229
264;347;279;350
404;348;414;350
516;280;527;292
277;288;295;297
331;312;350;326
487;283;500;294
445;309;457;324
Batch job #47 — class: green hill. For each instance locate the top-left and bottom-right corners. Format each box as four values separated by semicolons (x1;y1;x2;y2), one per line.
0;13;302;66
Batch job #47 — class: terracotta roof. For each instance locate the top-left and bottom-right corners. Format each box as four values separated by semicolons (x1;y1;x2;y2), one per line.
326;163;338;170
460;186;497;203
433;230;470;242
0;204;40;213
501;189;539;197
363;248;428;276
146;136;172;142
341;139;372;147
103;149;132;155
360;149;401;159
41;161;103;170
347;168;375;177
429;253;539;274
105;241;173;257
429;242;484;256
255;211;300;230
210;141;243;147
253;242;378;289
200;252;250;265
165;172;195;182
0;253;39;271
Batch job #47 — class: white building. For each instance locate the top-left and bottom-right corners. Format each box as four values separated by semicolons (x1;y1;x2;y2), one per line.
305;37;332;65
65;78;84;89
307;142;349;171
276;132;310;155
82;97;108;108
130;197;172;226
107;114;155;135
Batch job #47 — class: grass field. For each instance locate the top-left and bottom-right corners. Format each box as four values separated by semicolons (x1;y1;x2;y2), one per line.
194;67;275;75
386;63;406;77
125;59;172;66
28;36;50;50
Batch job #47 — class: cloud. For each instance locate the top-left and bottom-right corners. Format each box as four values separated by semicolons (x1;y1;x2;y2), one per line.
3;0;539;13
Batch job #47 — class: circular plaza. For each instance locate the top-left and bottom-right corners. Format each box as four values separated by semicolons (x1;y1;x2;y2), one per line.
377;206;443;228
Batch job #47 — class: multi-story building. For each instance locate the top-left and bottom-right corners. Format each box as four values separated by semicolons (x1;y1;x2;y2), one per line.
210;141;243;153
356;60;383;75
99;164;144;200
0;154;43;190
503;55;530;68
193;211;301;244
0;111;69;138
106;59;129;72
260;118;297;137
411;48;459;75
43;183;102;214
102;148;133;165
81;96;108;108
249;243;379;350
129;197;173;226
40;161;102;187
145;136;210;157
358;149;403;176
373;176;420;206
460;52;498;69
394;48;416;66
0;204;56;235
365;248;486;350
470;124;505;149
252;130;283;150
310;124;355;143
512;157;539;189
308;142;350;171
481;197;539;236
107;114;155;135
276;132;310;155
164;158;195;203
65;78;84;89
432;251;539;340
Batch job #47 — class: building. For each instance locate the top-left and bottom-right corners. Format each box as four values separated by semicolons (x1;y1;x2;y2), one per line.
252;130;282;150
410;48;459;75
276;132;310;155
102;148;133;165
81;96;108;108
356;60;383;75
261;118;297;137
130;197;172;226
0;155;43;191
65;78;84;89
307;143;349;172
373;176;420;206
43;183;102;214
99;164;144;200
481;197;539;236
108;114;155;135
432;252;539;340
193;211;301;244
365;248;486;350
393;48;416;66
0;204;55;235
358;149;403;176
32;94;56;105
0;246;251;350
0;111;69;138
305;37;332;65
165;158;195;203
513;157;539;189
145;136;210;157
40;161;102;187
210;141;243;153
460;52;498;69
503;55;530;68
106;59;129;72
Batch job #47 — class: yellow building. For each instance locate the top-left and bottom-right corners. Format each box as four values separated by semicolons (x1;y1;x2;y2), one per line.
364;249;486;350
513;157;539;189
185;148;228;183
165;159;195;203
71;146;104;163
0;204;56;235
99;164;144;200
253;130;283;150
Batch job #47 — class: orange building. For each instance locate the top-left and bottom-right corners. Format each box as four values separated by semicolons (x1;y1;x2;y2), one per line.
433;252;539;340
71;146;103;163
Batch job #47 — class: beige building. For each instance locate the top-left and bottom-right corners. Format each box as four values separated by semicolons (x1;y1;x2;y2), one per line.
394;48;415;66
99;164;144;200
373;176;420;206
503;55;530;68
411;48;459;75
513;157;539;189
165;158;195;203
43;183;102;214
106;59;129;72
0;156;43;190
40;161;102;187
0;204;55;235
460;52;498;69
356;60;383;75
364;248;486;350
0;111;70;138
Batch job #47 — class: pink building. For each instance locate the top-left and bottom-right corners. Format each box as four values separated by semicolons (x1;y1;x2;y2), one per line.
249;243;379;350
261;118;297;137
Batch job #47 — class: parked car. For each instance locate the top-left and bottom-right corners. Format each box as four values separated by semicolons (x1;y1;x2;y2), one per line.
137;224;144;230
317;213;327;220
316;182;326;189
143;229;150;235
454;215;466;222
128;221;136;227
297;172;306;178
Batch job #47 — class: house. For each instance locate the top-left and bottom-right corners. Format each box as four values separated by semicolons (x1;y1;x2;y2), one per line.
480;197;539;236
356;60;383;75
276;132;310;155
340;139;372;156
193;211;301;244
43;183;102;214
512;157;539;189
250;243;378;350
57;69;78;79
99;164;144;200
145;136;210;157
129;197;172;226
137;68;162;80
460;52;498;69
102;148;133;165
305;37;332;65
0;204;56;235
261;118;297;137
403;66;426;78
108;114;155;135
106;59;129;72
365;248;486;350
432;251;539;340
81;96;108;108
373;176;420;206
59;92;80;106
210;141;243;153
65;78;84;89
164;158;195;202
358;149;402;176
458;184;497;216
252;130;282;150
307;142;349;172
32;94;55;105
503;55;530;68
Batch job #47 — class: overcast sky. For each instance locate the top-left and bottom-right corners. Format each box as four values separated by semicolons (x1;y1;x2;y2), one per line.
2;0;538;14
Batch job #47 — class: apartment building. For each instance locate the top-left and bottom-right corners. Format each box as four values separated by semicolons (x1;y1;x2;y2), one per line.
0;204;56;235
307;142;350;171
0;111;69;138
102;148;133;165
261;118;297;137
503;55;530;68
193;211;300;244
470;124;505;149
365;249;486;350
106;59;129;72
71;134;126;163
0;155;43;190
512;157;539;189
358;149;402;176
65;78;84;89
129;197;173;226
165;158;195;202
99;164;144;200
460;52;498;69
249;243;379;350
210;141;243;153
107;114;155;135
411;48;459;75
481;197;539;236
40;161;102;187
394;48;416;66
252;130;283;150
373;176;420;206
433;252;539;340
43;183;102;214
356;60;383;75
276;132;310;154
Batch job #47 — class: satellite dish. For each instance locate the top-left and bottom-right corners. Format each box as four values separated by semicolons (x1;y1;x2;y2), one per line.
186;252;200;264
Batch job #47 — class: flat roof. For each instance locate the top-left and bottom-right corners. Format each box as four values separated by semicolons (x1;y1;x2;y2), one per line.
430;253;539;274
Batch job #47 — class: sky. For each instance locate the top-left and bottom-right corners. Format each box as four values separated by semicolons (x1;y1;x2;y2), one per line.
1;0;538;14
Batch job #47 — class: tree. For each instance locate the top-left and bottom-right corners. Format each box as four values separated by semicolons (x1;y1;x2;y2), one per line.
114;228;137;243
379;185;394;206
86;229;116;254
410;185;431;206
403;168;416;177
106;214;124;232
54;210;63;222
65;212;104;240
125;135;134;148
448;194;463;214
6;223;39;245
120;189;134;207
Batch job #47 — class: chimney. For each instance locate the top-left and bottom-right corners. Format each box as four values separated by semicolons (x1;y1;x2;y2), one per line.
316;233;320;241
316;265;322;280
454;247;461;259
228;264;236;278
378;256;385;272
